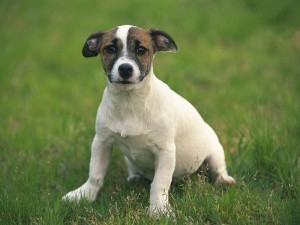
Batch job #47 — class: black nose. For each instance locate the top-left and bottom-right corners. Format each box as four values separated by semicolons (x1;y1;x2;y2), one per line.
118;63;133;79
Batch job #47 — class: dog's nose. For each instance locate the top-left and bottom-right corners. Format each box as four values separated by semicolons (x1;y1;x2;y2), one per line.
118;63;133;79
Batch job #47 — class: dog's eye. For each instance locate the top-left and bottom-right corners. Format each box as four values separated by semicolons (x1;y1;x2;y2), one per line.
105;45;117;54
136;47;147;55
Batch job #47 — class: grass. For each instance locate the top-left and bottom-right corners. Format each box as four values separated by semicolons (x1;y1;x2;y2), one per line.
0;0;299;224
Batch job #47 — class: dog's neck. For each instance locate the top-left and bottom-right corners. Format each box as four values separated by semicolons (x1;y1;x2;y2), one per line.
103;69;157;136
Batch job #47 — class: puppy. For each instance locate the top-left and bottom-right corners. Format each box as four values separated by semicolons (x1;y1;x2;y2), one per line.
63;25;235;216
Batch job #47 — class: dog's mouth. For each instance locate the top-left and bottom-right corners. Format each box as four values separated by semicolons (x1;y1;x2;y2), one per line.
116;80;134;84
107;74;135;85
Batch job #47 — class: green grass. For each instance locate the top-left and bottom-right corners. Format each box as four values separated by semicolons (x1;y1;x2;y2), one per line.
1;0;299;224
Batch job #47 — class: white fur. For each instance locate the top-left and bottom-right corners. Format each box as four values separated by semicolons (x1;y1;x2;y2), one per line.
116;25;131;55
63;25;235;217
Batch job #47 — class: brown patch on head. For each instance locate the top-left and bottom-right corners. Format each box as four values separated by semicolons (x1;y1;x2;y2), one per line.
98;27;120;74
82;27;118;58
99;27;118;52
128;27;155;54
127;27;155;79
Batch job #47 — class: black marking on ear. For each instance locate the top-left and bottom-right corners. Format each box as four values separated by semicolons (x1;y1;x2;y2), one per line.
150;28;178;52
82;31;104;57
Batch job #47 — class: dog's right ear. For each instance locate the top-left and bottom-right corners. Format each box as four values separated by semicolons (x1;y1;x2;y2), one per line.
82;31;104;57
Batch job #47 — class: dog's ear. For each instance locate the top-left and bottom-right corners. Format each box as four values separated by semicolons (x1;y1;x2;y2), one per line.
149;28;178;52
82;31;105;57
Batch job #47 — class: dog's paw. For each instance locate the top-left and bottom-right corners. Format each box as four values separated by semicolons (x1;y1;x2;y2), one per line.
62;182;99;202
127;174;142;182
215;175;236;186
148;203;174;218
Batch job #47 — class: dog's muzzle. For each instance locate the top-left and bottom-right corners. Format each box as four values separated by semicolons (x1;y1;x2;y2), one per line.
108;57;141;85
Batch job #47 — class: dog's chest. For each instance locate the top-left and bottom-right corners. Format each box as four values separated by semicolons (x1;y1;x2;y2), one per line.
97;87;163;170
106;117;150;137
99;89;154;137
113;132;157;169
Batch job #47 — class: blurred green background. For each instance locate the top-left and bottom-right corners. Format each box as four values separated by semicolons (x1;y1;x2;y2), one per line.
1;0;299;147
0;0;299;224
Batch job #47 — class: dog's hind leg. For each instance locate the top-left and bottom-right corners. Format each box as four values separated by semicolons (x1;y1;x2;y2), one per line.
124;156;141;181
206;143;236;185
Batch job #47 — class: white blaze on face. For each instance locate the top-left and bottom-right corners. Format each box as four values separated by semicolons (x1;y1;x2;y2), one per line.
110;25;141;84
116;25;132;56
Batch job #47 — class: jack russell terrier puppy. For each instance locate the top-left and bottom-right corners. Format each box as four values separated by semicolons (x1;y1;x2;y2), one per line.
63;25;235;216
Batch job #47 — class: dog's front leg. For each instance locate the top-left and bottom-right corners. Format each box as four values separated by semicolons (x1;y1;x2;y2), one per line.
149;143;176;217
63;134;112;202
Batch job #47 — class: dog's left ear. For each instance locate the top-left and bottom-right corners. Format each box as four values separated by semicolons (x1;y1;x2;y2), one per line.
82;31;104;57
150;28;178;53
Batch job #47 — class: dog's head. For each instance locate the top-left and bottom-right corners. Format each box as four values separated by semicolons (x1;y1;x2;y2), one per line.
82;25;177;87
